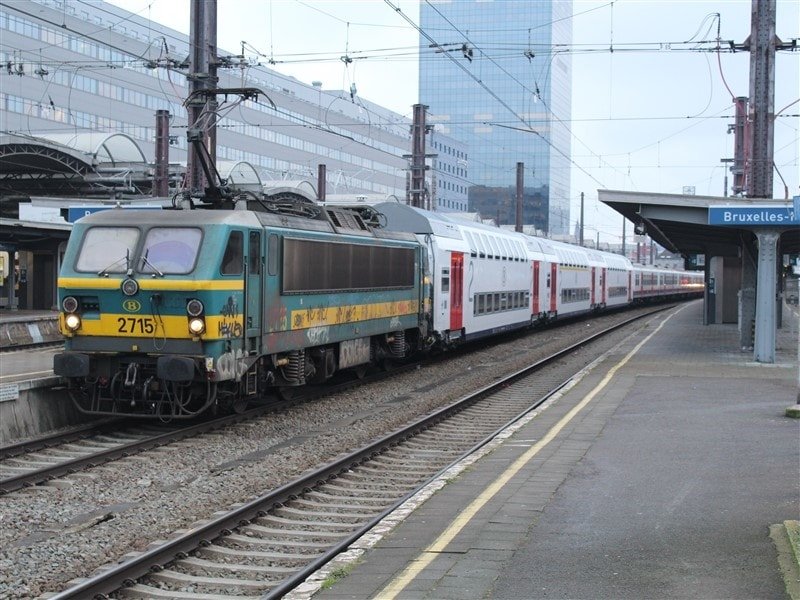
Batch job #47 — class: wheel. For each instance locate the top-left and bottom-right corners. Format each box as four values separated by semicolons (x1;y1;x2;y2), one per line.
232;396;249;414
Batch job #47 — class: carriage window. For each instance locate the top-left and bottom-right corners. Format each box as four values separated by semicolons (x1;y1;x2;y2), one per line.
501;238;513;260
464;231;478;257
139;227;202;274
489;236;502;259
474;234;487;258
221;231;243;275
249;231;261;275
76;227;139;273
479;234;493;258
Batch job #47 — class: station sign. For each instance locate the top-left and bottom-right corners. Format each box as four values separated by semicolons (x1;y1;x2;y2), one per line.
66;205;161;223
708;204;798;226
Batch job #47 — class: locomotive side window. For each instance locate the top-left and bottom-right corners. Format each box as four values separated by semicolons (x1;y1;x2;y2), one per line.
221;231;243;275
249;231;261;274
76;227;139;273
282;238;414;293
139;227;201;274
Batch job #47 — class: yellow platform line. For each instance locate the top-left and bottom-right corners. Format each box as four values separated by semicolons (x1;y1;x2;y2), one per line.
377;305;685;599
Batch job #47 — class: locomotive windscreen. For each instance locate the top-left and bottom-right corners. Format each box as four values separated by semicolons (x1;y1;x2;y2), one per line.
282;238;415;293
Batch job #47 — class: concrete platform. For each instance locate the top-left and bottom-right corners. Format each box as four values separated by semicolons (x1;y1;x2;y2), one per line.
0;313;75;444
301;300;800;600
0;309;61;349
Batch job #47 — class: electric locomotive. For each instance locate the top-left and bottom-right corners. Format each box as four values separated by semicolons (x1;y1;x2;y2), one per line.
54;204;428;418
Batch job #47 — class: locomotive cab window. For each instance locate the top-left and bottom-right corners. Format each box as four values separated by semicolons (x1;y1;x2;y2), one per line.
139;227;202;274
221;231;243;275
76;226;139;273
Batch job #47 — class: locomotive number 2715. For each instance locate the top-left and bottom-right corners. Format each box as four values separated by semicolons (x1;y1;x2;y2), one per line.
117;317;155;334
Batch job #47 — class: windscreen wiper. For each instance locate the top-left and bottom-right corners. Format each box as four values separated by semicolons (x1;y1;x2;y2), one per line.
97;250;130;277
139;249;164;277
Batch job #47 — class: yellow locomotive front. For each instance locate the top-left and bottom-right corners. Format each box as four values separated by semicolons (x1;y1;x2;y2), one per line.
54;208;255;419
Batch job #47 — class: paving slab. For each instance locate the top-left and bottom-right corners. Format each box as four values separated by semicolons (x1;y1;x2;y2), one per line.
304;301;799;600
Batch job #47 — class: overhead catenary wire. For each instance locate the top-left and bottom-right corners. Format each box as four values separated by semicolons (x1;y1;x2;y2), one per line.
4;0;796;195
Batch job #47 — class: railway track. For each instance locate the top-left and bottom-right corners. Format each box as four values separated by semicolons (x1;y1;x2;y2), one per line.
0;363;421;496
0;421;200;495
0;306;558;496
47;306;670;600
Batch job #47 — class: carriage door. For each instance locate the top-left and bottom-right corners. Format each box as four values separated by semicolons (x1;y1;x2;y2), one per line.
549;263;558;312
532;261;540;315
601;268;607;305
590;267;596;306
628;271;633;302
246;230;262;351
450;252;464;331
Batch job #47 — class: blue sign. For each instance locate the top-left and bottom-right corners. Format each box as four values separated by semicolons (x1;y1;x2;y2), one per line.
708;205;798;226
67;205;161;223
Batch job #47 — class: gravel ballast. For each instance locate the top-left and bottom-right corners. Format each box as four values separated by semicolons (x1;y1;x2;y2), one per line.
0;308;659;599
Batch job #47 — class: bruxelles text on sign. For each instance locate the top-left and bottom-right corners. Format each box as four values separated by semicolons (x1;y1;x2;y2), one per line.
708;205;798;226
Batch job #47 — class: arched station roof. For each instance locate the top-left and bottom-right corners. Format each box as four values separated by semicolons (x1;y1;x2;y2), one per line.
217;160;262;193
40;132;147;166
0;131;149;195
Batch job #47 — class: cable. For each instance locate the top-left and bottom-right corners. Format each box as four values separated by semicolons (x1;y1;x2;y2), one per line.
392;0;607;189
775;98;799;118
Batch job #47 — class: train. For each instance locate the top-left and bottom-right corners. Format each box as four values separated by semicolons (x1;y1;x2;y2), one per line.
53;200;704;419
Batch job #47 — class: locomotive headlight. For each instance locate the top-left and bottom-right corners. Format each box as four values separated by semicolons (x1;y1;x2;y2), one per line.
121;278;139;296
186;299;204;317
64;313;81;331
188;317;205;335
62;296;79;313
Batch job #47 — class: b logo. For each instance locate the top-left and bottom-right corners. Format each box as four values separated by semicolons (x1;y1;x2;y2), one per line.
122;299;141;313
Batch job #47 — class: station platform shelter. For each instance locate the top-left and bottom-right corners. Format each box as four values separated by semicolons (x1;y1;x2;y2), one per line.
599;190;799;364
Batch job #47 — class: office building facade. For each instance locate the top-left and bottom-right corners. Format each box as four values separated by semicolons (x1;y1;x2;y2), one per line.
0;0;465;211
419;0;572;233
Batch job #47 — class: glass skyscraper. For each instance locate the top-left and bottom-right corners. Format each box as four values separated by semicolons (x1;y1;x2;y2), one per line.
419;0;572;234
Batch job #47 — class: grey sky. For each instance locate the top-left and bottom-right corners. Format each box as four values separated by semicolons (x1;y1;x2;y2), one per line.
106;0;799;243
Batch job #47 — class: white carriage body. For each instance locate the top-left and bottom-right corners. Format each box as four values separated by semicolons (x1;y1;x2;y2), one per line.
373;203;702;346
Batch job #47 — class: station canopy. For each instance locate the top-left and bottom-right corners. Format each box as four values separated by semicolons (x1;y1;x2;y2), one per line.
599;190;800;257
217;160;262;193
